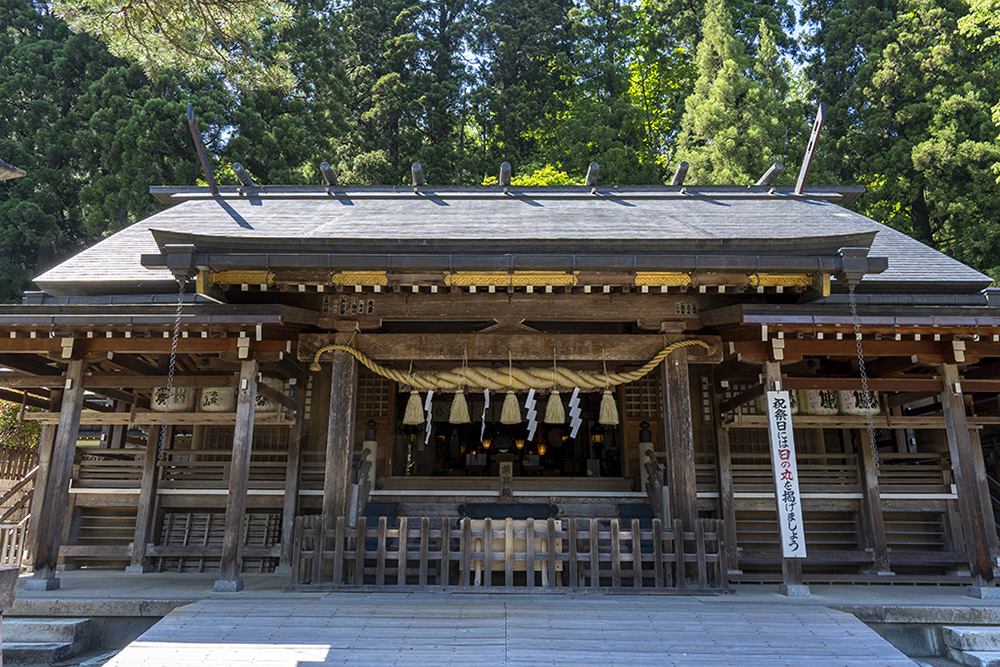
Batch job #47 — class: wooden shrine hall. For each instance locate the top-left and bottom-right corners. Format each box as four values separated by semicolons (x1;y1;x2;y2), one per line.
3;163;1000;596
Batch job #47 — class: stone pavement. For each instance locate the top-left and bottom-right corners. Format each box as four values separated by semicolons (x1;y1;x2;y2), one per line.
99;594;917;667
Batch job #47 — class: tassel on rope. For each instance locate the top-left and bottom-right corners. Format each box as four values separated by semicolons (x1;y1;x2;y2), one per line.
545;391;565;424
449;390;470;424
403;390;424;425
501;391;521;424
544;350;564;423
450;343;471;424
598;347;619;426
402;356;423;425
599;389;619;426
500;350;521;424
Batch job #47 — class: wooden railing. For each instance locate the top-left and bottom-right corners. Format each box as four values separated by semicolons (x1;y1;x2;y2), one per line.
0;516;28;567
77;452;144;488
0;446;38;481
877;452;953;493
290;515;728;593
730;452;861;494
0;466;36;524
157;448;288;488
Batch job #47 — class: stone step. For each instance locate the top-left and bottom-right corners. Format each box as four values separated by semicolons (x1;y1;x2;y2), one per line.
4;617;92;645
945;627;1000;652
2;641;75;665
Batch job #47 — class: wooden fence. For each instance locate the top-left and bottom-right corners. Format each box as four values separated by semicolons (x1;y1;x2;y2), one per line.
0;446;38;481
0;517;28;568
289;515;728;594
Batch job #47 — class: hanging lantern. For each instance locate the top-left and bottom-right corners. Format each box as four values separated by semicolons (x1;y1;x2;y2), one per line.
598;389;619;426
544;390;565;424
501;391;521;424
449;390;471;424
515;438;525;451
537;441;547;456
403;390;424;425
482;438;492;451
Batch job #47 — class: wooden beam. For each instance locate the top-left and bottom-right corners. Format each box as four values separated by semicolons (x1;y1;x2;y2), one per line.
886;391;938;409
0;388;48;410
866;356;920;378
300;333;723;364
964;359;1000;380
713;354;756;391
733;339;956;362
104;351;162;375
663;347;697;531
257;382;295;412
127;428;161;573
783;376;943;392
719;384;764;415
323;338;358;522
318;292;715;325
0;353;58;375
24;411;290;426
216;359;258;592
939;363;995;589
25;360;84;590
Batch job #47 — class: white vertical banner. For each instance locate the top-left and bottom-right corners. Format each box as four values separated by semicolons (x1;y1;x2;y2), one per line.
765;390;806;558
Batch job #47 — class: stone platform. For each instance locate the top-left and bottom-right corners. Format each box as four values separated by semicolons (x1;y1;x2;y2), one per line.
14;572;1000;666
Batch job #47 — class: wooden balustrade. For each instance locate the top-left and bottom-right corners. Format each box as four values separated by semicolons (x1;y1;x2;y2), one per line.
289;515;728;593
0;446;37;481
0;517;28;568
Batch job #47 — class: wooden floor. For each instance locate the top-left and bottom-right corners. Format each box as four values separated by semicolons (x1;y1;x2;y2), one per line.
103;594;916;666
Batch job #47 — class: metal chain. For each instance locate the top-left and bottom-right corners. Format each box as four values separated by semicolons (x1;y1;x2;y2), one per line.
157;277;186;461
849;285;879;471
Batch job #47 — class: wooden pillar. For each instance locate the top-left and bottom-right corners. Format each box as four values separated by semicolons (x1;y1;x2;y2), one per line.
25;361;85;591
278;383;304;574
108;400;129;449
970;427;1000;566
854;429;891;574
712;387;739;571
662;347;697;530
24;390;62;572
940;364;996;592
323;343;358;523
126;427;162;573
215;359;258;592
763;362;806;595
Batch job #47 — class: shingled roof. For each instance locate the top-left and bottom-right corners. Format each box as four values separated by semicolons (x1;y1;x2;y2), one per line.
32;185;991;297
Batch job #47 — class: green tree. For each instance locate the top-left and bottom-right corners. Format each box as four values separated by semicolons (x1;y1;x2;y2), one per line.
0;400;40;449
224;0;352;185
849;0;1000;279
470;0;574;170
672;1;805;184
53;0;295;89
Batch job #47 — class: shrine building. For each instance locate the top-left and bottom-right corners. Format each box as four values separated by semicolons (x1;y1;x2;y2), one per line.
3;158;1000;596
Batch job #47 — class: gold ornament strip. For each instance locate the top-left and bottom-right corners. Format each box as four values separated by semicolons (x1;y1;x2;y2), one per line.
330;271;389;286
208;270;274;285
445;272;578;287
634;272;693;287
